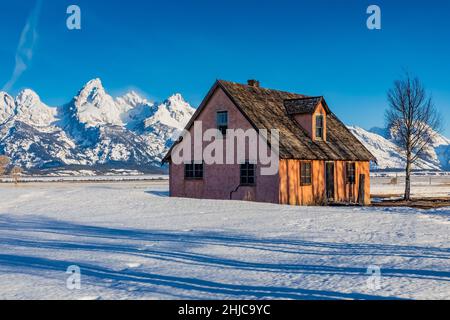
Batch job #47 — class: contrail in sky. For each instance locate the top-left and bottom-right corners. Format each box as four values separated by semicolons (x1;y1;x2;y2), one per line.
2;0;43;92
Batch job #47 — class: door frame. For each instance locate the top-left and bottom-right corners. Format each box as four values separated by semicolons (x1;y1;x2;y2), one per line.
325;161;335;202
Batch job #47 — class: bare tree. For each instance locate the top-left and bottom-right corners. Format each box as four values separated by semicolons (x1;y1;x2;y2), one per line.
10;166;23;185
0;155;10;177
386;72;441;201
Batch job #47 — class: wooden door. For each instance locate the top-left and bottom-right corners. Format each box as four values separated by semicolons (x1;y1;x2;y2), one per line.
358;174;366;205
326;162;335;201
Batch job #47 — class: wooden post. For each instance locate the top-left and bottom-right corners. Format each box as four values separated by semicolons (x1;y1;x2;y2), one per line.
358;174;365;205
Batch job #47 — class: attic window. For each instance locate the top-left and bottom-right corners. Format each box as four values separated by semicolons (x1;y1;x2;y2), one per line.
315;115;324;140
217;111;228;136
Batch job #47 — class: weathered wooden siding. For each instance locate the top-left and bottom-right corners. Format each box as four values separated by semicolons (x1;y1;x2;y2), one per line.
279;160;371;205
335;161;346;202
356;161;371;205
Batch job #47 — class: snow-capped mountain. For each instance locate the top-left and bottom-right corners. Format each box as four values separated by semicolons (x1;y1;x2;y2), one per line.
72;78;126;128
348;126;450;171
0;92;16;125
4;78;447;175
0;79;195;174
15;89;58;128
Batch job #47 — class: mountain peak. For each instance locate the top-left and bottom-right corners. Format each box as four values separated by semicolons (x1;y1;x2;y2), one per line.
76;78;106;103
166;93;185;104
0;91;12;98
84;78;104;89
13;89;57;127
0;91;15;105
126;90;141;98
163;93;194;114
117;91;148;107
0;91;16;123
73;78;126;127
16;89;41;107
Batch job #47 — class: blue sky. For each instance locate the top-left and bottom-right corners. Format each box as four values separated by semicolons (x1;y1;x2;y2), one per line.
1;0;449;134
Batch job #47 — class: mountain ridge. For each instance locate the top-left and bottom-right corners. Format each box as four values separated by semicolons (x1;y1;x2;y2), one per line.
0;79;195;174
1;80;450;175
348;126;450;171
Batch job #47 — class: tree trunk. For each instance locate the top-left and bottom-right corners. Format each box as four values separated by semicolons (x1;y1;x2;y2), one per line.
404;156;411;201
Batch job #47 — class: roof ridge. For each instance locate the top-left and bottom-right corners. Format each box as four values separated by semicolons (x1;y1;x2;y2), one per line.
284;96;322;101
217;79;308;97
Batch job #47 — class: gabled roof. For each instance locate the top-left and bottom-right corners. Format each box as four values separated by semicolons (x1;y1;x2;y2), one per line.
162;80;376;163
284;96;330;115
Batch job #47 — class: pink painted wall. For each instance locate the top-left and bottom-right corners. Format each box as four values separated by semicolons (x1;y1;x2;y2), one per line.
169;87;279;203
294;114;312;137
292;102;327;141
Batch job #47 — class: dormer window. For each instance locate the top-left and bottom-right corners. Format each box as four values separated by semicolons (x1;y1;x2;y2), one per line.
217;111;228;136
315;115;324;140
283;97;329;142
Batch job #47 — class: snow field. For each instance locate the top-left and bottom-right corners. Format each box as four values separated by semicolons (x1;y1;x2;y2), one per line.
0;181;449;300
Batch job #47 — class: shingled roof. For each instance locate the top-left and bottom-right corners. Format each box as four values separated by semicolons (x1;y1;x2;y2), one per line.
284;96;329;115
163;80;376;163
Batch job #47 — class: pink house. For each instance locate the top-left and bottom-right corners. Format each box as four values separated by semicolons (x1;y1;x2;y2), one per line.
162;80;376;206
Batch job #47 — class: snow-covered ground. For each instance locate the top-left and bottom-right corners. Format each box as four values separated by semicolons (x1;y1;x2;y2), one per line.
0;174;168;183
0;181;449;300
372;175;450;198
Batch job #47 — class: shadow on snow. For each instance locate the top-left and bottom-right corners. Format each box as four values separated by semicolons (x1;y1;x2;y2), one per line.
0;215;448;299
